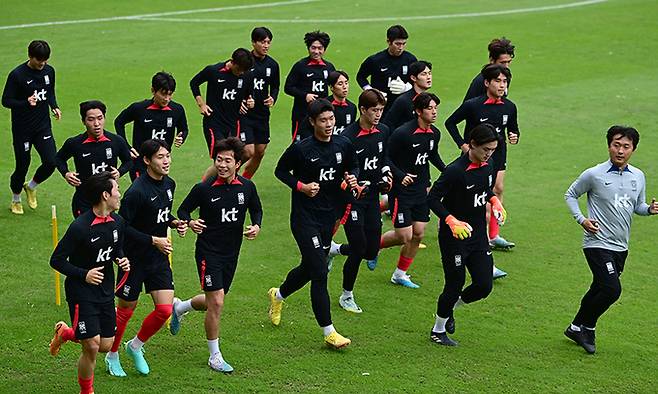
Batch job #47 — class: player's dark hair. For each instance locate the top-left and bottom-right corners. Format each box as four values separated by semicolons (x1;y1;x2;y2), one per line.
358;89;386;110
79;100;107;120
488;37;515;61
231;48;254;72
214;137;245;163
482;64;512;82
413;92;440;111
140;139;170;161
387;25;409;41
606;125;640;150
84;172;115;205
328;70;349;87
252;26;273;42
409;60;432;78
469;123;501;146
28;40;50;60
152;71;176;93
308;98;334;120
304;30;330;49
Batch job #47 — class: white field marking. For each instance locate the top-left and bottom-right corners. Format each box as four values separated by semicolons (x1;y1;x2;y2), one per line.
135;0;608;23
0;0;319;30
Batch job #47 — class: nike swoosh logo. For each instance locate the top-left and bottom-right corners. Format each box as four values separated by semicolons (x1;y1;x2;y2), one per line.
43;135;52;140
412;143;420;147
27;80;33;84
151;196;157;201
218;79;225;83
144;119;152;123
306;73;314;77
604;182;612;185
487;251;492;255
322;245;330;249
82;153;91;157
211;197;221;202
380;68;388;72
91;237;100;242
311;158;319;162
480;118;488;122
466;185;475;189
356;149;365;154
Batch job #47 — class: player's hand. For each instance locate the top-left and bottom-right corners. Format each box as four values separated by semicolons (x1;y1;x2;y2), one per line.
379;170;393;193
401;173;416;186
305;93;318;103
508;132;519;144
649;198;658;215
581;218;599;234
445;215;473;240
129;147;139;159
243;224;260;240
174;132;184;147
460;144;470;154
189;219;207;234
199;103;213;116
343;172;358;189
388;77;406;95
85;267;104;285
27;93;37;106
52;107;62;120
109;166;120;179
264;96;274;107
152;236;173;255
246;95;255;109
172;219;188;237
489;196;507;226
239;100;249;115
301;182;320;197
64;171;81;187
115;257;130;272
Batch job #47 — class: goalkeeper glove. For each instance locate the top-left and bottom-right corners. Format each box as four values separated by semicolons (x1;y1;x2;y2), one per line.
445;215;473;240
342;180;370;200
489;196;507;225
378;167;393;193
388;77;406;95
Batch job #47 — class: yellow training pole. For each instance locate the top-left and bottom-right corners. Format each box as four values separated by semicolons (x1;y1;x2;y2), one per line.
52;205;61;306
167;227;173;268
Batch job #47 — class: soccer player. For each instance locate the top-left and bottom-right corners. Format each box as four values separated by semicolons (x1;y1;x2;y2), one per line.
56;100;132;217
114;71;188;181
427;123;506;346
381;60;432;130
563;126;657;354
174;137;262;372
463;37;515;101
190;48;254;158
295;70;357;141
105;139;188;377
268;99;358;348
445;64;519;275
356;25;417;114
284;30;336;141
48;172;130;394
2;40;61;214
338;89;392;312
380;92;445;289
241;27;280;179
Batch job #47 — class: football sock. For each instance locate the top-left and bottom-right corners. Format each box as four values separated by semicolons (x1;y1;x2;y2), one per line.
27;179;38;189
582;326;595;331
329;241;341;256
136;304;172;343
111;306;134;352
106;351;118;360
61;326;76;342
177;299;193;314
488;213;500;240
275;289;284;301
397;255;413;271
342;290;353;298
78;374;94;394
454;297;465;309
322;324;335;336
12;194;20;203
433;316;448;333
570;324;581;332
393;268;407;278
207;338;221;357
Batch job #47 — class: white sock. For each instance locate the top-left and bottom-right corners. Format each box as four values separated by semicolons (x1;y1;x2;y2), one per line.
454;297;465;309
322;324;335;336
433;315;448;333
27;179;38;189
177;299;193;314
393;268;406;278
129;336;144;350
207;338;221;358
570;324;581;332
582;326;595;331
342;290;353;299
275;289;284;301
329;241;341;257
12;194;21;203
106;351;118;359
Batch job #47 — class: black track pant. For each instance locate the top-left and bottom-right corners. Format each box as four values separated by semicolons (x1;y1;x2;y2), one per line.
11;128;56;194
572;247;626;328
342;199;382;291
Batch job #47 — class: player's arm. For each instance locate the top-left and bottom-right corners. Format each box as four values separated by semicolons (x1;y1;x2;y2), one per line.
444;102;468;151
284;63;306;98
177;183;206;234
55;139;81;186
118;189;153;247
190;65;212;115
428;169;473;239
463;74;482;102
355;57;373;90
565;168;599;232
381;97;404;129
47;68;59;111
113;104;136;146
244;183;263;240
175;107;189;146
1;71;28;109
385;131;406;183
50;222;88;279
115;136;134;177
269;62;281;105
274;143;303;190
428;133;446;172
633;173;655;216
507;104;520;144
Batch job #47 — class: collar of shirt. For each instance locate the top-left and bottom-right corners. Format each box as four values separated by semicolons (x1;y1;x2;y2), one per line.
146;102;172;111
484;97;504;105
413;127;433;134
607;161;632;173
91;215;115;226
307;58;326;66
466;161;489;171
212;177;243;186
83;134;111;143
219;63;230;73
331;99;348;107
357;127;381;137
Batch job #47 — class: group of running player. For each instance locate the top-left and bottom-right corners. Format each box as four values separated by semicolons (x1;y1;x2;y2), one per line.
3;24;656;394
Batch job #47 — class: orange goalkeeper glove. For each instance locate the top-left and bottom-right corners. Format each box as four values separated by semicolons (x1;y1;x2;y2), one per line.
445;215;473;240
489;196;507;225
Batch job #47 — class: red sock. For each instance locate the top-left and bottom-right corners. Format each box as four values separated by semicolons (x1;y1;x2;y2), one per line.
379;199;387;212
380;236;386;249
60;326;76;342
111;306;134;352
136;304;172;343
242;170;253;179
489;212;500;240
397;255;413;271
78;374;94;394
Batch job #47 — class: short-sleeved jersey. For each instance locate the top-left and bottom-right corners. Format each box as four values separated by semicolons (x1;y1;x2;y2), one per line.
445;95;519;148
246;54;280;120
114;99;188;149
56;130;132;182
2;62;58;131
284;57;335;122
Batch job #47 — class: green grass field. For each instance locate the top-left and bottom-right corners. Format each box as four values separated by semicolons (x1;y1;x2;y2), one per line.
1;0;657;392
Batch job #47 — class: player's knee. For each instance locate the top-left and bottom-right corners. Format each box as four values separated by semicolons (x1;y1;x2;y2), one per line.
411;230;425;242
154;304;173;320
82;337;101;354
206;295;224;312
602;282;622;304
475;281;493;299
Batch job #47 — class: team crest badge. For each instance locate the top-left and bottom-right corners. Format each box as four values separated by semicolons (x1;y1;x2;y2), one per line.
489;174;493;186
378;141;383;152
502;115;508;125
78;321;87;334
240;132;246;141
167;189;173;201
351;210;358;221
106;148;113;159
455;255;462;266
631;180;637;190
346;114;351;124
312;236;320;248
266;67;271;77
238;192;245;205
237;79;243;88
335;152;342;163
167;117;173;127
323;70;329;79
45;75;50;85
24;142;30;151
402;65;408;75
113;229;118;243
430;140;434;150
123;285;131;297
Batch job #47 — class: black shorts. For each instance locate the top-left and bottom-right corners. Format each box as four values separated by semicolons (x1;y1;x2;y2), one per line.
202;118;239;157
492;142;507;171
389;194;430;228
241;116;269;144
68;301;116;340
195;250;238;293
343;198;382;229
115;255;174;301
583;247;628;278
